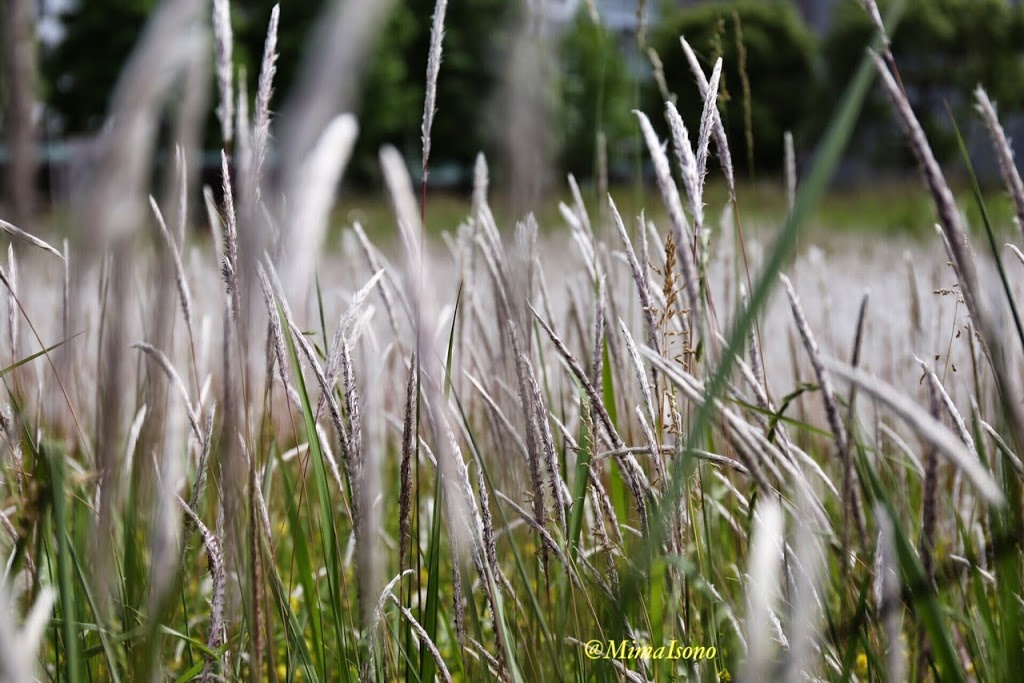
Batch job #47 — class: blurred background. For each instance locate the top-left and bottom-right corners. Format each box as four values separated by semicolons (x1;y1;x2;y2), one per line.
2;0;1024;228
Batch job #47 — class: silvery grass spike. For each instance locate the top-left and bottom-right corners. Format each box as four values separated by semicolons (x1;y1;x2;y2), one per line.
665;101;702;231
680;37;735;196
178;496;226;680
249;3;278;202
278;114;358;303
0;584;54;681
422;0;448;181
695;57;723;186
742;501;784;682
975;87;1024;242
634;111;701;317
609;197;659;353
824;357;1004;506
0;219;63;260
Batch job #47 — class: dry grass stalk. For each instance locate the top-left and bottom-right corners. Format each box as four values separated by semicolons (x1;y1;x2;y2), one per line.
0;219;64;261
825;358;1003;506
609;197;660;355
531;304;651;533
781;275;865;541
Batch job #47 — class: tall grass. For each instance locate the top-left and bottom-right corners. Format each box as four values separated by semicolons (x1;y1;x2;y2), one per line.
1;0;1024;681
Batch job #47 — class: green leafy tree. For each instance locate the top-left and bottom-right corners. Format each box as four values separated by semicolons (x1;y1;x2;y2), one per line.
557;9;633;180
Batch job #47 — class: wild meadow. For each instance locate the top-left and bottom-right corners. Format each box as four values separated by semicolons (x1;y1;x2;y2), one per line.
2;0;1024;681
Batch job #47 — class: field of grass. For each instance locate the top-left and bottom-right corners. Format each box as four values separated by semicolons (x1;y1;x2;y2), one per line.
2;1;1024;682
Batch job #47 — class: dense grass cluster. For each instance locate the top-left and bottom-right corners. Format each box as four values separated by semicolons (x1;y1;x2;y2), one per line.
2;1;1024;681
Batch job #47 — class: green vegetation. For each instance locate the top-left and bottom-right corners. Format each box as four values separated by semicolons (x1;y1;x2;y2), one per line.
3;1;1024;682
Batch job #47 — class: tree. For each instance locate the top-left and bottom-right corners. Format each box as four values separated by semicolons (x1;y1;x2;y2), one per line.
557;9;633;180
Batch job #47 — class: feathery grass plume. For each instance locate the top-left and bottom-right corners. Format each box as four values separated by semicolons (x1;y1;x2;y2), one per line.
743;500;784;682
398;354;416;573
234;63;250;174
219;150;240;318
784;131;796;215
212;0;233;144
641;348;779;490
178;496;226;681
680;36;735;195
254;261;291;396
824;357;1004;505
76;0;207;248
609;197;660;354
508;321;549;554
665;102;702;230
781;273;865;543
422;0;448;182
975;87;1024;241
188;404;217;515
634;111;701;317
250;3;279;197
590;276;606;385
525;338;568;533
279;114;358;302
265;263;352;492
695;57;723;185
875;505;906;683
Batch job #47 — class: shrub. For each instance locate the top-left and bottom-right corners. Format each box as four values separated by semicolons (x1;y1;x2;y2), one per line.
649;0;817;175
